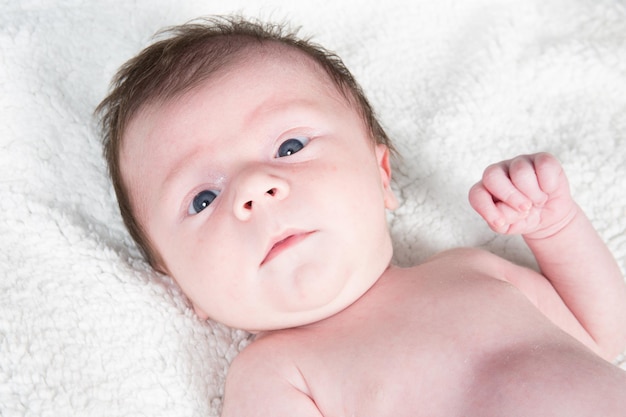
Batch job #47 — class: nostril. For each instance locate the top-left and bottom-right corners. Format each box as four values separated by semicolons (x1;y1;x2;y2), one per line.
241;188;280;213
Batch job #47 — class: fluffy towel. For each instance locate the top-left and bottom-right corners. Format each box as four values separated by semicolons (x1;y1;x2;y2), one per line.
2;0;625;415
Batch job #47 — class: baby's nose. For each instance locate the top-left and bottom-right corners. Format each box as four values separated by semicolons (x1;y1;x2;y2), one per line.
232;169;289;221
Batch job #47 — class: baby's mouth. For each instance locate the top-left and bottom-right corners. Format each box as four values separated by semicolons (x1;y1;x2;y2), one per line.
261;231;315;266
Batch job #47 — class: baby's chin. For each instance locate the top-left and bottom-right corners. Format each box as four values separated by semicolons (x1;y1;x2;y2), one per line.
246;270;378;329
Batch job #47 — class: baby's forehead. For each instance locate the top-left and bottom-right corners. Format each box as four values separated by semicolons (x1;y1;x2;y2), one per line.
121;41;362;171
136;43;349;127
200;43;342;100
122;43;353;158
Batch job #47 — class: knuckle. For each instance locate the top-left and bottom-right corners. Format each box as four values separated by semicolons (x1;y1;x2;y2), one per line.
534;152;557;169
482;164;504;185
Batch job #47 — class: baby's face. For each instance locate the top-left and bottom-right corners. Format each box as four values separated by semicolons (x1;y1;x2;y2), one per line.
121;49;397;331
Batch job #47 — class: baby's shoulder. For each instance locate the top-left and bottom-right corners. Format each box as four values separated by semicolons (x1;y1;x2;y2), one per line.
396;246;541;297
223;331;312;406
417;246;515;276
229;330;299;373
414;246;553;311
424;246;499;261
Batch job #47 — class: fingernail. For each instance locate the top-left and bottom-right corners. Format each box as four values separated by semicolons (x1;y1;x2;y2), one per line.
494;218;505;227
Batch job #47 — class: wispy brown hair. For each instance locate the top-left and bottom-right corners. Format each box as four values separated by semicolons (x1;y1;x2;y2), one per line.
95;16;392;270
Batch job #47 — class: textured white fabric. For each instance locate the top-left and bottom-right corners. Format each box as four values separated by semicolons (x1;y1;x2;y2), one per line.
2;0;625;415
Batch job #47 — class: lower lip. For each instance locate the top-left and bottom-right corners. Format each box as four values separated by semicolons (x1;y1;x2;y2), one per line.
261;232;314;266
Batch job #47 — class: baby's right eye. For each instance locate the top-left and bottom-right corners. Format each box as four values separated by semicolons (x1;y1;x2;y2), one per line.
188;190;220;215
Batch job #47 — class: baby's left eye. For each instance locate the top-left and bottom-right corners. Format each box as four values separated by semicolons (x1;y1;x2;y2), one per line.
276;137;309;158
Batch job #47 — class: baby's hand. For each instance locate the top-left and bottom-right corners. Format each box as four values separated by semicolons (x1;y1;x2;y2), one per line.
469;153;577;239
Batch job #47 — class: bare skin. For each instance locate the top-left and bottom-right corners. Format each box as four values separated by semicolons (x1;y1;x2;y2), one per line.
224;249;626;416
119;46;626;416
221;155;626;416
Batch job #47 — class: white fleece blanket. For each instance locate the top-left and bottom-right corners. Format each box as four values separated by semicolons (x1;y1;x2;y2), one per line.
2;0;625;415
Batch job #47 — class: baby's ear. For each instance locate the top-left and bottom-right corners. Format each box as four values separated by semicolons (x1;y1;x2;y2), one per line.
375;144;398;210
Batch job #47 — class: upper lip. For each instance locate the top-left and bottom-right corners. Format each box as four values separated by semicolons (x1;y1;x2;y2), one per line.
260;229;315;266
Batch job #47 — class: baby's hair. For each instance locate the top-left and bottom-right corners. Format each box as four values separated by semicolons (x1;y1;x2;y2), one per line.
95;15;392;270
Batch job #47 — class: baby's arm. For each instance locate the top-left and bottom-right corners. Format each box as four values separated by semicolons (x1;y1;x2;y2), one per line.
469;153;626;359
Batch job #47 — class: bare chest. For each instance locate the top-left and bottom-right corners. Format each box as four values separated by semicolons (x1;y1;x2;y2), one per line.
285;268;566;416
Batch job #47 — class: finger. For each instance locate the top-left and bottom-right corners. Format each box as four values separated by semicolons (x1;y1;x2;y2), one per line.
481;162;532;212
508;156;549;207
492;201;529;234
533;152;568;195
468;182;508;231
